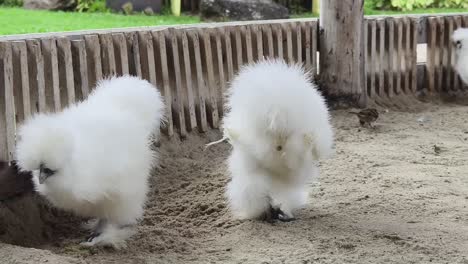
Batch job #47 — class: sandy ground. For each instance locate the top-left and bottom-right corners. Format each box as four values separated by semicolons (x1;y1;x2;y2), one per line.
1;102;468;264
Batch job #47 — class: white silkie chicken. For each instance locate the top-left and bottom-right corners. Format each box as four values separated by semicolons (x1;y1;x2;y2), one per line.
453;28;468;85
15;76;165;248
209;59;334;221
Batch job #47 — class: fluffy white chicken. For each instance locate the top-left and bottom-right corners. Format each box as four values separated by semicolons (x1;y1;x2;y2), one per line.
453;28;468;85
15;75;165;248
213;59;334;221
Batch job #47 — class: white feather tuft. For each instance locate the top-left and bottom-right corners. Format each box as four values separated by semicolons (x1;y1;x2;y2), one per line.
16;75;165;248
221;59;334;220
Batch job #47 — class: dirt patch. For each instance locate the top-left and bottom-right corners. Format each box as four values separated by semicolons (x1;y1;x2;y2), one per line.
1;103;468;263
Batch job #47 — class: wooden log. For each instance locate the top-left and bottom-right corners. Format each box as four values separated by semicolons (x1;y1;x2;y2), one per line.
319;0;366;106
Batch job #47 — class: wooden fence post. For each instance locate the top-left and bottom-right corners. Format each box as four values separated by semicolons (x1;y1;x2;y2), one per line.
319;0;366;107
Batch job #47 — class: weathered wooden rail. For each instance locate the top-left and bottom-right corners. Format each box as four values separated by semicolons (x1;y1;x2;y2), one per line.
0;13;468;161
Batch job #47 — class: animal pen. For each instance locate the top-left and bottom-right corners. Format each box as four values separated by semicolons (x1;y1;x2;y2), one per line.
1;12;467;162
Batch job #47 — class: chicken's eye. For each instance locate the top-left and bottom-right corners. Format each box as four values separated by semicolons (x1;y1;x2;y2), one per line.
455;40;462;49
276;145;283;151
42;168;55;175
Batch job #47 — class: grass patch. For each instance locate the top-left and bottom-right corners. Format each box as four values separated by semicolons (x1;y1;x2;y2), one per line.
0;7;200;36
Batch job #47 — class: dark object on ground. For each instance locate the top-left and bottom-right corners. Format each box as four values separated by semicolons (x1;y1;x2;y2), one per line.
23;0;75;10
261;205;296;223
106;0;162;14
349;108;379;128
200;0;289;21
0;160;34;201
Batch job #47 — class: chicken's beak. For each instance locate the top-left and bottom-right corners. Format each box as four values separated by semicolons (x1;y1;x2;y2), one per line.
38;165;47;184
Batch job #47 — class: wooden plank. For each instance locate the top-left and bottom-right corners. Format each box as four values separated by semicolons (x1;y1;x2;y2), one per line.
364;20;370;97
181;30;197;130
112;33;129;75
274;24;283;59
427;17;437;93
41;39;60;112
234;28;243;71
436;17;444;92
0;42;16;161
224;27;234;81
404;17;412;93
462;16;468;90
84;35;102;89
125;32;142;78
11;41;30;122
295;22;302;65
385;18;394;98
283;23;294;64
188;30;208;132
263;24;274;59
303;22;311;70
370;19;377;98
215;28;226;116
99;34;116;77
410;18;418;94
453;16;462;91
26;39;44;114
168;29;187;137
253;24;264;61
201;29;219;128
378;19;385;97
138;31;157;85
243;26;253;64
0;45;7;161
71;39;90;100
311;21;317;76
56;37;76;106
153;30;174;136
395;18;403;94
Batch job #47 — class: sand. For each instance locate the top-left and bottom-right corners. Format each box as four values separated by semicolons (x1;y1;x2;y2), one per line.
1;103;467;264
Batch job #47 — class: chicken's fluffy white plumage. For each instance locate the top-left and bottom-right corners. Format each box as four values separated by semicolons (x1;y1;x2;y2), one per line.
15;75;165;249
453;28;468;85
221;59;334;220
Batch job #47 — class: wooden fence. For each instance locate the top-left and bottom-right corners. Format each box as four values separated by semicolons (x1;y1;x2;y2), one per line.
364;14;468;104
1;14;468;161
0;19;319;161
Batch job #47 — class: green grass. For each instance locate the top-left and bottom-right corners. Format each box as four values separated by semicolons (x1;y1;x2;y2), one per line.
0;7;200;36
1;6;466;36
